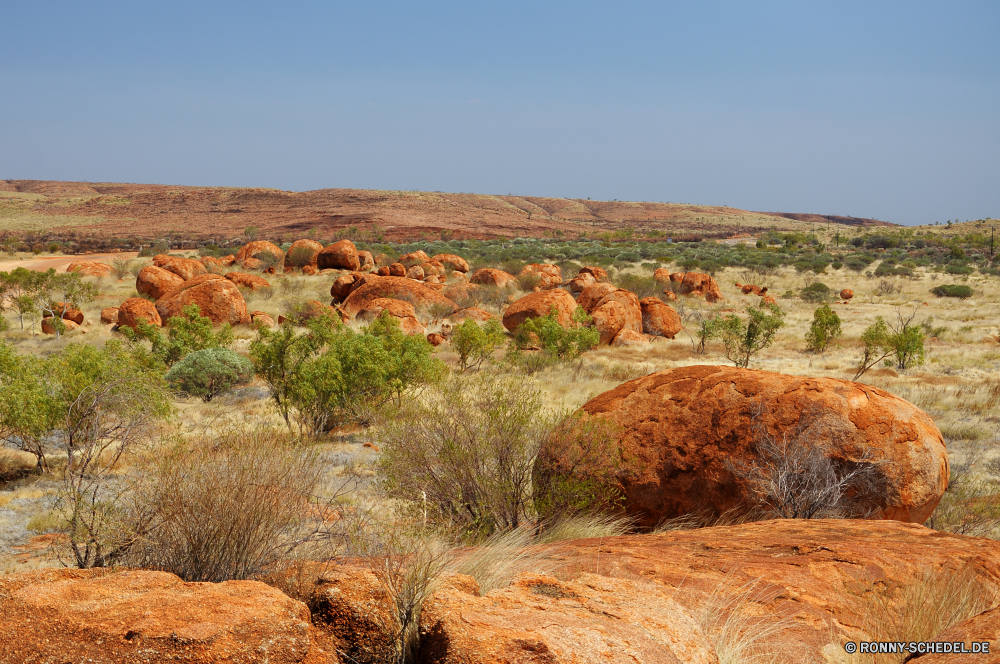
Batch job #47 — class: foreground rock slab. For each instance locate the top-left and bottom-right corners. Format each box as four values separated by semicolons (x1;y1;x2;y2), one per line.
0;569;338;663
419;572;718;664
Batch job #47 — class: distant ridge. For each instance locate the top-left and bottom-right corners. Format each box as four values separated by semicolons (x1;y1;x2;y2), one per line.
757;212;896;228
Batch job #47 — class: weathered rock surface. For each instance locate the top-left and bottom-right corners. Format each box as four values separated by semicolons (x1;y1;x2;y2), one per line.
578;265;608;282
399;250;430;264
469;268;518;288
502;289;579;332
841;288;854;300
136;265;186;300
41;318;81;334
42;303;84;324
735;282;767;296
589;288;642;344
431;253;470;273
406;264;426;280
640;296;682;339
0;568;337;664
235;241;285;270
611;329;651;346
519;263;562;290
419;572;718;664
340;276;458;320
449;307;494;323
65;260;113;277
387;262;407;277
287;239;324;268
152;253;208;281
576;282;618;312
317;240;360;271
356;298;425;335
357;250;375;271
670;272;723;302
653;267;672;283
156;274;250;326
307;565;394;664
540;365;948;528
225;272;271;292
330;272;365;302
100;307;119;325
250;310;276;329
117;297;162;329
550;520;1000;664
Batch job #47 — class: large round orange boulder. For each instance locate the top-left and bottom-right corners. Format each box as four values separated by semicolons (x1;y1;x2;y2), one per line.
578;266;609;282
519;263;562;290
286;239;324;268
432;253;470;273
330;272;366;302
340;276;458;320
156;274;250;326
234;241;285;271
541;365;948;529
469;268;518;288
100;307;119;325
585;288;642;345
639;297;682;339
398;250;430;264
358;250;376;271
225;272;271;292
317;240;360;271
152;254;208;281
136;265;186;300
841;288;854;300
670;272;723;303
65;261;113;278
356;298;425;335
41;318;81;334
502;289;579;332
653;267;672;283
567;271;596;292
117;297;162;330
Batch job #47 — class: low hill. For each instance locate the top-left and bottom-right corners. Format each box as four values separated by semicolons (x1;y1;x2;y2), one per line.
0;180;896;242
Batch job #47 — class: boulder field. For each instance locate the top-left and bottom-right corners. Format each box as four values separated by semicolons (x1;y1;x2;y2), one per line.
536;365;948;528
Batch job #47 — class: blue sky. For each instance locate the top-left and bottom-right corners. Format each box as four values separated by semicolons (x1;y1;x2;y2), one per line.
1;1;997;225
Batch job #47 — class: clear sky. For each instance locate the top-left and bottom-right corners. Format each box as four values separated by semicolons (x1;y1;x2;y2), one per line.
1;1;997;225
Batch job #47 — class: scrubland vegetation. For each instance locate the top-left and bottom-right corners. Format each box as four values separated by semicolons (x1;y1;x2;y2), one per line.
2;221;1000;662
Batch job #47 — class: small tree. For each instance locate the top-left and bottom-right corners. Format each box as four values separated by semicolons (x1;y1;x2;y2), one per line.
512;307;599;360
706;303;785;368
124;304;234;366
0;267;44;329
853;311;925;380
166;347;254;401
452;318;506;371
32;270;98;338
805;305;842;353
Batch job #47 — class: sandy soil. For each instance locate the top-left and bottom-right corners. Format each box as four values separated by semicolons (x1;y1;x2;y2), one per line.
0;252;138;273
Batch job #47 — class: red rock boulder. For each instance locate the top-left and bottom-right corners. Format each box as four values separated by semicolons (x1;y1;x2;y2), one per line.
576;283;618;311
235;241;285;271
735;282;766;296
578;265;609;282
100;307;119;325
357;250;375;271
543;365;948;528
136;265;186;300
406;265;425;281
340;276;458;320
249;311;276;329
653;267;672;283
419;572;717;664
639;296;682;339
450;307;494;323
566;271;596;293
316;240;360;271
469;268;518;288
502;289;579;332
152;254;208;281
41;318;81;334
117;297;162;330
387;263;406;277
841;288;854;300
65;261;113;278
427;332;446;346
225;272;271;292
432;253;470;273
330;272;366;302
156;274;250;326
42;303;84;324
0;568;335;664
286;239;324;269
585;288;642;345
398;250;430;264
670;272;723;303
356;298;425;335
519;263;562;290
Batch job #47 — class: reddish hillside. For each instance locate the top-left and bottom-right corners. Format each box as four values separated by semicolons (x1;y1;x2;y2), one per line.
0;180;894;242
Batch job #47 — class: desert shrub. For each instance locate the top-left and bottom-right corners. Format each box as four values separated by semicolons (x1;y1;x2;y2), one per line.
123;304;234;366
124;428;332;582
853;312;925;379
377;373;554;538
286;245;316;269
615;273;661;299
138;240;170;257
109;258;133;280
516;272;541;291
452;318;506;371
945;263;973;275
931;284;974;299
704;303;785;368
511;307;599;360
874;279;902;296
804;305;842;353
799;281;832;303
165;347;253;401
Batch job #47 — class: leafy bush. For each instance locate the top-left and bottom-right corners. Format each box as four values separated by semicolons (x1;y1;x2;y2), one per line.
286;245;316;268
945;263;973;275
853;312;925;379
166;347;254;401
452;318;507;371
124;304;234;366
511;307;598;360
800;282;832;303
805;305;842;353
705;303;785;368
931;284;974;299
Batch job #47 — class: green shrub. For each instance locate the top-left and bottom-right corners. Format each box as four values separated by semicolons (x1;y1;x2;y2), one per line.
166;347;253;401
800;282;832;303
853;313;925;379
931;284;974;299
512;307;599;360
705;303;785;368
452;318;507;371
945;263;973;275
123;304;234;366
804;305;842;353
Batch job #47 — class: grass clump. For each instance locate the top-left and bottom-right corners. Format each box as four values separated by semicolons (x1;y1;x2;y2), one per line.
931;284;974;299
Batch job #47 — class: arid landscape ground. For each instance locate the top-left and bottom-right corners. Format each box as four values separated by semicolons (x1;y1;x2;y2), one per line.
1;181;999;663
